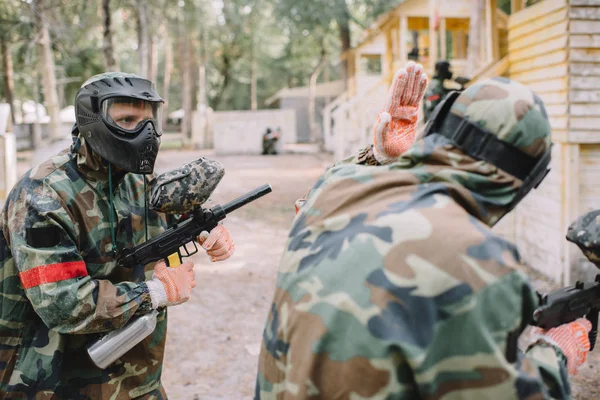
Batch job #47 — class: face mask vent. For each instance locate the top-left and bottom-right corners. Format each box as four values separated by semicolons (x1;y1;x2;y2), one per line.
77;107;101;126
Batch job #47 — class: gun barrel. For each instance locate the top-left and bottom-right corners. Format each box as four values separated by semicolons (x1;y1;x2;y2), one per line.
222;184;272;215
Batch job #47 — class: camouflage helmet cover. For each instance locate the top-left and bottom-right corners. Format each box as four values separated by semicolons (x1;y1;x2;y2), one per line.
449;76;552;159
424;77;552;212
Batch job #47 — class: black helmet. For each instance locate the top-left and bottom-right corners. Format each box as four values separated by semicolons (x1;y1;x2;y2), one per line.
75;72;164;174
434;60;453;81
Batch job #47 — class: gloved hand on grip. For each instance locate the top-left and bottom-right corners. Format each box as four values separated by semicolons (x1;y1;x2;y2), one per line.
146;260;196;308
197;225;235;262
373;61;429;164
530;318;592;375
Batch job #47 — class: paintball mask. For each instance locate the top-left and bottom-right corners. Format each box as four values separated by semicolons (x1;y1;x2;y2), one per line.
434;60;453;81
75;72;164;174
422;78;552;213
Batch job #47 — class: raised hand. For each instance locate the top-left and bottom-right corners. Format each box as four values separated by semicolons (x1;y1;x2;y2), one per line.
373;61;429;163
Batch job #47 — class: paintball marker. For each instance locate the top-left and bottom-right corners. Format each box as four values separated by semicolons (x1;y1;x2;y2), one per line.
532;209;600;350
87;158;272;369
117;183;272;268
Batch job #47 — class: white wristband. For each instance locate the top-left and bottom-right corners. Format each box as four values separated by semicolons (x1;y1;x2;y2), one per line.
146;279;168;309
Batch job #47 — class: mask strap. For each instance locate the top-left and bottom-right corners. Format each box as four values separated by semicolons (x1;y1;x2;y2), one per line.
108;163;117;253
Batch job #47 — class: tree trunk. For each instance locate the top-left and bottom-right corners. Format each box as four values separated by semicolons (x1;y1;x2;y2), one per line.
32;71;43;148
148;34;158;83
181;32;192;144
102;0;118;70
212;54;231;111
162;33;172;130
336;0;352;89
136;0;149;77
467;0;484;76
1;40;16;125
33;0;61;142
250;36;257;111
309;47;328;146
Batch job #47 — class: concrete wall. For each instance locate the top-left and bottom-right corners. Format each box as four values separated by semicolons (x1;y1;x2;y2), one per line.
212;109;297;155
13;122;73;150
280;97;329;143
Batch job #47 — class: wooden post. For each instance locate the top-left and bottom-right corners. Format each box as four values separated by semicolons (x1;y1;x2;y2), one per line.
440;18;447;60
511;0;525;14
457;30;467;59
384;28;394;84
563;144;580;285
400;16;409;66
429;0;438;71
0;132;17;203
452;31;459;59
486;0;499;62
491;0;499;60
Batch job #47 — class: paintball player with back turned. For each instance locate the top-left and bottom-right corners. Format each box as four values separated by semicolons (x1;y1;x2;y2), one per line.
256;61;591;399
0;72;235;398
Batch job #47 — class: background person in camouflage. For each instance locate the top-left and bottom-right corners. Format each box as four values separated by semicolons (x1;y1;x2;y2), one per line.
423;60;453;122
0;72;235;399
256;71;591;399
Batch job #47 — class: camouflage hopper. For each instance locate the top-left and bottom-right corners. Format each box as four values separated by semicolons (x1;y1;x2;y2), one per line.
148;157;225;214
567;209;600;268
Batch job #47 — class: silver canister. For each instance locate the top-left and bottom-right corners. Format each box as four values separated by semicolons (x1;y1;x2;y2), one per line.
87;309;158;369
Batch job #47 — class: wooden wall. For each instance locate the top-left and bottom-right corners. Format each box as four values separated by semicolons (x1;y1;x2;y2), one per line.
501;0;600;284
570;0;600;281
503;0;569;283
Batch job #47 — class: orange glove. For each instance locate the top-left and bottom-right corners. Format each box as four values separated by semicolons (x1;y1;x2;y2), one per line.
197;225;235;262
531;318;592;375
146;260;196;308
373;61;428;164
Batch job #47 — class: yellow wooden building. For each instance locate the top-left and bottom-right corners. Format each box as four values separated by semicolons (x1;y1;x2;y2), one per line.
324;0;600;286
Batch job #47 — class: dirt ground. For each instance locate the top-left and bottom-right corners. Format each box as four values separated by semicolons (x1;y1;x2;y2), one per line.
14;145;600;399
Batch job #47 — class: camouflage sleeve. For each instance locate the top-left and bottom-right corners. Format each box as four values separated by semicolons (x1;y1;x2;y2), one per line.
519;283;571;400
414;271;570;399
7;183;153;335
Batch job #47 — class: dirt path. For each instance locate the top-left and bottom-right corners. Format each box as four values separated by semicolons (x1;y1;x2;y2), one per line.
155;150;332;400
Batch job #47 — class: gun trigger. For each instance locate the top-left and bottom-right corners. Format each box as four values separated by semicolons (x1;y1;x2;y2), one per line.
168;253;181;268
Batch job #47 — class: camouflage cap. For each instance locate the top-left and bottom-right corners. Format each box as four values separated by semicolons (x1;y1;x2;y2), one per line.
450;77;551;159
82;72;147;88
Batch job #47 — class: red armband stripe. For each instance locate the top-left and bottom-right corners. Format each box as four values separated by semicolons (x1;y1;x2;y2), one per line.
20;261;88;289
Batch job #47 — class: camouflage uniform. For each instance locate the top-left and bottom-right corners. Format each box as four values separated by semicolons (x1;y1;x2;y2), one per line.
256;78;570;399
0;133;173;399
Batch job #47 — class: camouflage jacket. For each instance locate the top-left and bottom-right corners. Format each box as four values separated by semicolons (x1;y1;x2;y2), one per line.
0;134;172;399
256;136;569;399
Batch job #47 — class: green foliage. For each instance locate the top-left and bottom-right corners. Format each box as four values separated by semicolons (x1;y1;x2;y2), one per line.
0;0;407;114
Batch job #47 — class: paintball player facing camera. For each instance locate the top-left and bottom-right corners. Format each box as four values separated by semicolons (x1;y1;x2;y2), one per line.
257;62;590;398
0;72;235;398
423;60;454;122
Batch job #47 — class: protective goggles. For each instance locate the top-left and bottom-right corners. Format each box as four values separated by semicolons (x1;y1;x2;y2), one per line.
101;97;163;134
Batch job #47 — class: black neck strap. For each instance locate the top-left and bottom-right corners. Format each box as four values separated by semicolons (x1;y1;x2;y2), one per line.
437;112;538;182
